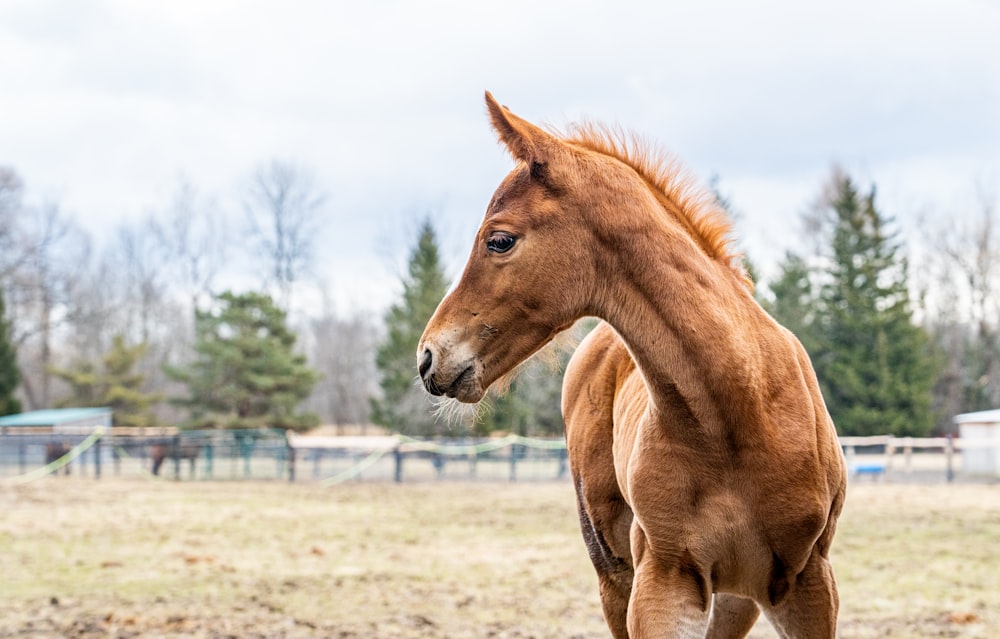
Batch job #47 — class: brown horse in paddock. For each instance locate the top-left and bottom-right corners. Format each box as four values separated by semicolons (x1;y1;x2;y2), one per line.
417;93;846;638
150;442;201;477
45;441;72;475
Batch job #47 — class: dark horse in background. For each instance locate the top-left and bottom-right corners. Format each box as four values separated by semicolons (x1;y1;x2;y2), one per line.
150;441;202;478
45;441;72;475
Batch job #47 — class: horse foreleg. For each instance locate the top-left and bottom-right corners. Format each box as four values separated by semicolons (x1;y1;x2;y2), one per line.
761;549;838;639
706;594;760;638
573;476;633;639
627;526;710;639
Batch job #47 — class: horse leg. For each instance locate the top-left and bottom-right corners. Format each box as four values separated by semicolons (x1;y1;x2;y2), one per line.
573;475;633;639
706;594;760;639
760;549;838;639
563;323;639;638
150;446;164;476
627;526;710;639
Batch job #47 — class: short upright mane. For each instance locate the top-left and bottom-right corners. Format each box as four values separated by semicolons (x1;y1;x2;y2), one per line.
563;122;749;287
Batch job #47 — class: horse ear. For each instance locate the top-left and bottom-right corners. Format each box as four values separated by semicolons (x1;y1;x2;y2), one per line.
485;91;555;166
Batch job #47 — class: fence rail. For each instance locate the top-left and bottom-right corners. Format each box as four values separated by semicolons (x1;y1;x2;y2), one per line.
1;429;996;484
0;428;292;483
286;433;569;484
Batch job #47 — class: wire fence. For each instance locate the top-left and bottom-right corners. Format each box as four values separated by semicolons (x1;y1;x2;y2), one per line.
1;429;997;485
0;429;570;484
0;428;291;483
290;433;570;485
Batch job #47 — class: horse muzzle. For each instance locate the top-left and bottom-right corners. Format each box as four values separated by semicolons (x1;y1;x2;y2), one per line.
418;345;482;403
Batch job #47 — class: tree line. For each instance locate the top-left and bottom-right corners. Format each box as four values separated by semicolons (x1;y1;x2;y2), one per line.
755;169;999;436
0;162;997;437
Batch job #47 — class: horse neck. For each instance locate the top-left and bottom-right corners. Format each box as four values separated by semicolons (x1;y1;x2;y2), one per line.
588;205;769;428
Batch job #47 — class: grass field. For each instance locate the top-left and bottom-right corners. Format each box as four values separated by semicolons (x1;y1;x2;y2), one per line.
1;478;997;638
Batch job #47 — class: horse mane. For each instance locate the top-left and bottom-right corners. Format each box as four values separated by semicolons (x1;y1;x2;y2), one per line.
563;122;751;289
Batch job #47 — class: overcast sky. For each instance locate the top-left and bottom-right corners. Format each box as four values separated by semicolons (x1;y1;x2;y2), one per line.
2;0;998;314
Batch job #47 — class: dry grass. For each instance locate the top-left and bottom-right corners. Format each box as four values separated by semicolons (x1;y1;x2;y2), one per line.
0;478;997;638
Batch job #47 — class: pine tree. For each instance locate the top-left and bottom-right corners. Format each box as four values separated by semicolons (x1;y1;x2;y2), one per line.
486;346;574;437
0;287;21;416
167;291;320;431
815;172;936;436
372;219;450;436
762;251;819;354
710;175;758;285
475;322;599;438
50;334;161;427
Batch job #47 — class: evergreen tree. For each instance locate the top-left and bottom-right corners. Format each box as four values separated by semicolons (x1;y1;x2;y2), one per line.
710;175;758;286
167;291;319;431
50;334;161;427
484;346;574;437
763;251;819;354
0;287;21;416
372;219;450;436
809;172;936;436
475;322;599;438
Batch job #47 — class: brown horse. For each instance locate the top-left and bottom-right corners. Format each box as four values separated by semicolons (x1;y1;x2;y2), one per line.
417;93;846;638
150;442;201;478
45;441;72;476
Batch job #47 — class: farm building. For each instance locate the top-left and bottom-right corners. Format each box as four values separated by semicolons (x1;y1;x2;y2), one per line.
0;407;112;434
0;408;113;478
954;409;1000;478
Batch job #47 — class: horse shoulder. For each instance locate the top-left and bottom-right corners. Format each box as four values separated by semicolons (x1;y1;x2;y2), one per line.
562;322;631;434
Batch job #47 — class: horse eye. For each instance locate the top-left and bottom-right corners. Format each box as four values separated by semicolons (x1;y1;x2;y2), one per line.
486;232;517;254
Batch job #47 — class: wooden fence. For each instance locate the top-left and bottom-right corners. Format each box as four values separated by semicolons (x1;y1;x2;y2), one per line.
839;435;998;482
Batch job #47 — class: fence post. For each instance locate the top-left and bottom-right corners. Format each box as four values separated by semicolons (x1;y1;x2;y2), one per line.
236;432;253;478
244;439;252;478
394;448;404;483
94;434;102;479
173;434;182;480
903;438;913;475
204;442;214;480
509;444;519;482
946;434;955;483
287;441;296;482
885;437;895;478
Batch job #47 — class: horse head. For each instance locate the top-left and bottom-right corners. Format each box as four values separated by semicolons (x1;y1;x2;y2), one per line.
417;92;626;403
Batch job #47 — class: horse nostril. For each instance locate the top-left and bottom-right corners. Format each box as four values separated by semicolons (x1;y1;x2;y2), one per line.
418;348;433;380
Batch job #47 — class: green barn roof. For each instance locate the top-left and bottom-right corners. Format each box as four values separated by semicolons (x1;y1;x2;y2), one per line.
0;407;112;428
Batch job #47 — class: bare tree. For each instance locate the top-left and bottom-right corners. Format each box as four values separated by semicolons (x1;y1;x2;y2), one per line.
243;160;325;309
923;184;1000;420
115;220;172;345
62;252;123;362
151;178;227;316
0;168;26;277
0;169;88;409
0;168;38;295
108;215;201;422
303;287;378;430
4;201;91;409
